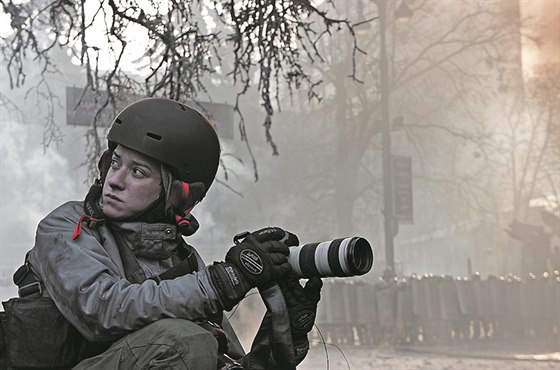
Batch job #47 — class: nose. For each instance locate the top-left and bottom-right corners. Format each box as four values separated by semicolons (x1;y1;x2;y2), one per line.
107;168;126;191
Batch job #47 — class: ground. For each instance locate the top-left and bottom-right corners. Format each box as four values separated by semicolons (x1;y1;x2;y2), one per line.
298;344;559;370
231;299;559;369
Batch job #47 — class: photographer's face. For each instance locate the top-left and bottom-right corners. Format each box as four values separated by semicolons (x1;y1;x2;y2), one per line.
102;145;162;220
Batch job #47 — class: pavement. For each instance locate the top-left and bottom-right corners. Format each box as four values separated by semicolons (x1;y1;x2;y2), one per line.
395;339;560;362
301;343;560;370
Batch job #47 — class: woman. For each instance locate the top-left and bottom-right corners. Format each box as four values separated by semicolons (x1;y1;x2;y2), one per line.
4;97;321;369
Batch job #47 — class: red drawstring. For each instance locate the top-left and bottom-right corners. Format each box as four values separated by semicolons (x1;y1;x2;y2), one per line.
175;214;191;227
72;215;98;240
169;181;196;228
180;182;190;199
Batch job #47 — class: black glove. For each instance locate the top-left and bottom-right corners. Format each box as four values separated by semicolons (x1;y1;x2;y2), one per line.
208;228;296;311
281;275;322;339
225;229;293;289
275;275;322;366
242;275;323;369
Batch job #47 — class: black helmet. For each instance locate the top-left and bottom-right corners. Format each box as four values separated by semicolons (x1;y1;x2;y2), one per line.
107;97;220;195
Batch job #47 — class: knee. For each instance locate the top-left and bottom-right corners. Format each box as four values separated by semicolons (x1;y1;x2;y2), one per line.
141;319;219;362
150;318;218;345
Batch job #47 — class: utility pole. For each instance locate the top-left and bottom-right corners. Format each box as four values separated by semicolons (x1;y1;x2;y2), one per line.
375;0;396;271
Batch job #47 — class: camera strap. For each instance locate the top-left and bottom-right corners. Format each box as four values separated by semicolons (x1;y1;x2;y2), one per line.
150;248;198;283
13;256;44;298
256;284;297;369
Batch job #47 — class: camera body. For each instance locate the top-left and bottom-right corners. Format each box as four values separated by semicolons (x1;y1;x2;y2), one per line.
288;237;374;278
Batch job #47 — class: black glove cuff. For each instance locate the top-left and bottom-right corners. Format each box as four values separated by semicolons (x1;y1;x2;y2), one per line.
292;337;310;365
269;337;308;368
242;352;295;370
208;262;252;311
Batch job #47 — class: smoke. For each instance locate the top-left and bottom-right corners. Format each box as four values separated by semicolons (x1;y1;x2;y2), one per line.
186;139;256;262
0;120;87;299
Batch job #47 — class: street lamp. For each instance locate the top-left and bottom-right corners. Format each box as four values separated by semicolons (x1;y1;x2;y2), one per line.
372;0;412;272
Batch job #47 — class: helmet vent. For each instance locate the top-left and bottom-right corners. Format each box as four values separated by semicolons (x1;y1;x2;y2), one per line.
146;132;162;141
178;104;187;111
115;118;122;124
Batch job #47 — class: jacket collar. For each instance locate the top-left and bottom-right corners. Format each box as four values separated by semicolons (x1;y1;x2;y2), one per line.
108;221;182;260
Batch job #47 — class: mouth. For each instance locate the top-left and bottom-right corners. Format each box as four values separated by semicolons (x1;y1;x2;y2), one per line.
105;193;123;203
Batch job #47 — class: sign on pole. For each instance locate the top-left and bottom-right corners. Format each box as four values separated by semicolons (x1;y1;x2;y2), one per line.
66;87;234;139
392;155;414;224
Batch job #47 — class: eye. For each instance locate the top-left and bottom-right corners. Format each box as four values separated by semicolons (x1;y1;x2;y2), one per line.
110;158;120;169
132;167;147;178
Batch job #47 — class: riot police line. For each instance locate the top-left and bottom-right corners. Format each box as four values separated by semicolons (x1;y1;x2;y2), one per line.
309;272;560;346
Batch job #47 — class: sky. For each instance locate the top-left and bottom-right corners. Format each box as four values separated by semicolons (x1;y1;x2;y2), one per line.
0;1;556;75
519;0;560;75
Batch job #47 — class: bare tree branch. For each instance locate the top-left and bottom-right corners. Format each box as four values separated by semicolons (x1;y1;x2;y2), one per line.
0;0;357;183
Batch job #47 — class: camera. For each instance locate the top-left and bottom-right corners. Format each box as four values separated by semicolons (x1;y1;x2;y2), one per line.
288;237;374;278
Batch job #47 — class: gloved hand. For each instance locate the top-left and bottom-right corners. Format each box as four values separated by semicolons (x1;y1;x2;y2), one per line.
280;275;322;341
242;275;323;369
208;227;296;311
225;229;295;288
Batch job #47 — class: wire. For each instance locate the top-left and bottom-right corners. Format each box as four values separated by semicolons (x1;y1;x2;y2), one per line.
227;290;260;320
313;324;330;369
228;299;351;369
310;325;351;370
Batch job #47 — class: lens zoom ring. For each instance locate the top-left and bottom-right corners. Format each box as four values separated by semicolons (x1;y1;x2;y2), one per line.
299;243;320;278
328;239;346;277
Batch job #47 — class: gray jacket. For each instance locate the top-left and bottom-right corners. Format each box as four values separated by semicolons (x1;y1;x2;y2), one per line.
27;201;245;358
